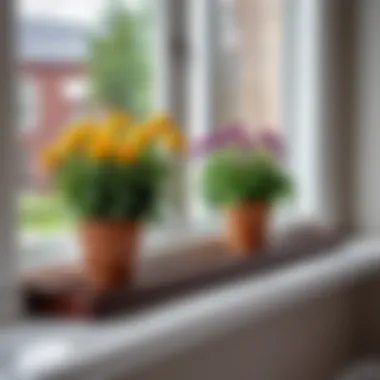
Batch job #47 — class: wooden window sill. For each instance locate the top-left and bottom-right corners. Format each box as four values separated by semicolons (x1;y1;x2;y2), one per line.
22;225;344;319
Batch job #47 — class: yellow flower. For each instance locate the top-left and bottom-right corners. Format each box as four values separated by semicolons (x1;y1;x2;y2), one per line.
151;114;177;136
40;146;61;171
107;110;131;134
89;132;114;159
162;130;185;153
126;127;152;152
77;120;97;138
61;121;96;153
115;142;137;163
144;121;161;137
141;125;156;144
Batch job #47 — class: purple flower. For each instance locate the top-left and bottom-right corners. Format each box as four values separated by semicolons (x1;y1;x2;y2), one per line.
224;124;254;148
191;123;255;157
258;129;284;157
191;123;285;159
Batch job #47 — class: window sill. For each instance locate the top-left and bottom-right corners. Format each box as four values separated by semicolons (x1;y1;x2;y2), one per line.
23;222;343;318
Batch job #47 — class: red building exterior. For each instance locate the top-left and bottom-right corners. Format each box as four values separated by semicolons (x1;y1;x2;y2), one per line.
20;62;86;189
18;19;88;190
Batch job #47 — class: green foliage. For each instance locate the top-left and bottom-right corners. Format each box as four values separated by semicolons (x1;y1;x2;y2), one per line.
88;0;151;117
19;194;73;232
202;149;292;207
55;150;169;221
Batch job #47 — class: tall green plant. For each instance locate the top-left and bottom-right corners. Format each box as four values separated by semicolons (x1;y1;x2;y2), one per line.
88;0;151;118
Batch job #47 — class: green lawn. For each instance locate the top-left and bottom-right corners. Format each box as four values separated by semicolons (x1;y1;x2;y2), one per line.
19;194;74;233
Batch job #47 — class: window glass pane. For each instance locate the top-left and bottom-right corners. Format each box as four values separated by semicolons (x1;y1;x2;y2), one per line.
189;0;285;227
232;0;283;130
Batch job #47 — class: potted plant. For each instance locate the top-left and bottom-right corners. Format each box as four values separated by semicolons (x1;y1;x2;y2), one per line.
41;111;184;290
196;125;292;255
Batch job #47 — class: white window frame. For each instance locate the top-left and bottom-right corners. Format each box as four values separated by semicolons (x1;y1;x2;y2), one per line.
187;0;222;227
283;0;330;228
0;0;20;322
61;75;89;103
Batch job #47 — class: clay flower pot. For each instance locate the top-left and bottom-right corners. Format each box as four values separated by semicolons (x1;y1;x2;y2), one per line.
225;202;269;255
79;221;139;290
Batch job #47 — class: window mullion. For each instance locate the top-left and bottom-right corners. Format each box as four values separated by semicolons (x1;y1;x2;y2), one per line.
187;0;223;227
155;0;189;230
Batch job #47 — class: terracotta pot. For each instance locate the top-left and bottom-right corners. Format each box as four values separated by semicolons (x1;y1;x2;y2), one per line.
225;202;269;255
79;221;139;290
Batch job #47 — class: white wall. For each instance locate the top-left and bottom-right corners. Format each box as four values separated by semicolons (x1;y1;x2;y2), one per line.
120;287;358;380
354;0;380;233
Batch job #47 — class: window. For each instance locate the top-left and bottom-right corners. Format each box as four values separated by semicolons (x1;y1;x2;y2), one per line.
17;0;292;271
61;75;90;120
61;76;89;103
188;0;286;228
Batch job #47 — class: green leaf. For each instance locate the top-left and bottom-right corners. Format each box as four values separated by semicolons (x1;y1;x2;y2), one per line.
202;149;293;207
